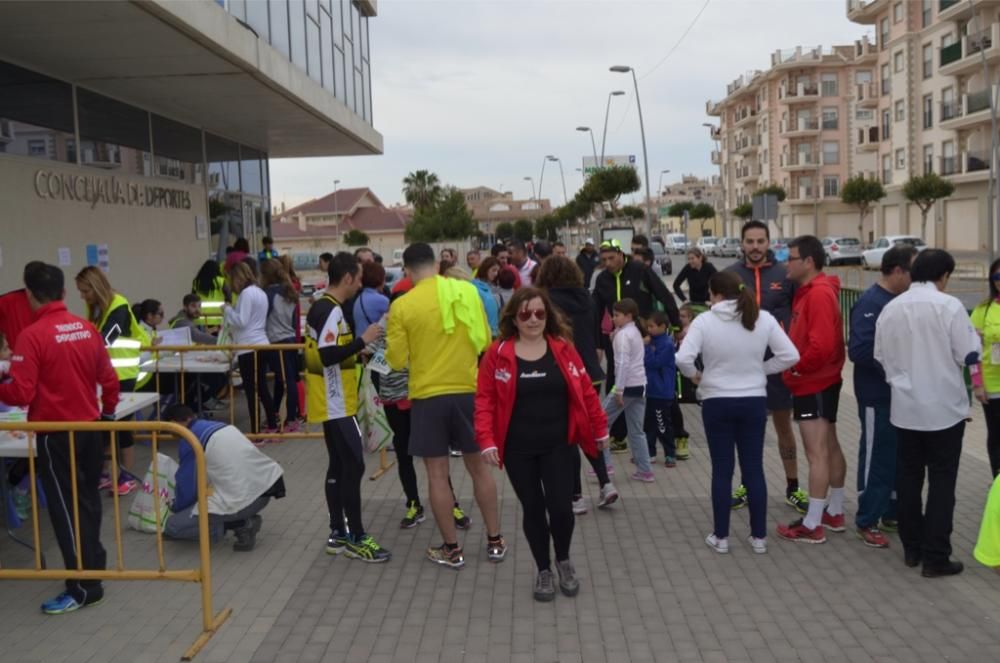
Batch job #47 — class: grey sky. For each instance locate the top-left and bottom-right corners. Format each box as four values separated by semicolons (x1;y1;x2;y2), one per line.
270;0;868;210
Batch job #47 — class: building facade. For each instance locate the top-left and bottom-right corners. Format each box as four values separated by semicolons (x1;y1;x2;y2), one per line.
459;187;553;243
0;0;379;313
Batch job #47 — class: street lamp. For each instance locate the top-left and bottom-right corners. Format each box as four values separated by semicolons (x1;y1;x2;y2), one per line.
576;126;599;174
523;176;536;200
600;90;626;165
611;64;653;239
547;156;568;205
538;156;549;205
658;169;671;198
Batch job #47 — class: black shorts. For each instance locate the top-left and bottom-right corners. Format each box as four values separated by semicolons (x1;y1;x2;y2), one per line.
793;382;842;423
409;394;478;458
766;373;793;412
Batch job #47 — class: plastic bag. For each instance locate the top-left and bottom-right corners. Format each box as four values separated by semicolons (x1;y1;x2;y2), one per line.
126;453;178;533
356;367;393;453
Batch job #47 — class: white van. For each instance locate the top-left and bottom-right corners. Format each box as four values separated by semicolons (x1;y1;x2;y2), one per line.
666;234;689;254
392;248;404;266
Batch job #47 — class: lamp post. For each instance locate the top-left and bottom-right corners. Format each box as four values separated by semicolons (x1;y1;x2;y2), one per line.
600;90;626;165
547;155;569;241
576;126;599;174
333;178;341;250
611;65;653;239
656;169;670;235
538;156;548;205
524;176;536;200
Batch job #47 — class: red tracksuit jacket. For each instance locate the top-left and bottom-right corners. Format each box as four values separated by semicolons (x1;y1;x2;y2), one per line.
782;272;845;396
0;301;120;421
475;335;608;467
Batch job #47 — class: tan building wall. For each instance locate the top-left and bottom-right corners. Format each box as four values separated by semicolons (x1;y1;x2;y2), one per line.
0;154;208;317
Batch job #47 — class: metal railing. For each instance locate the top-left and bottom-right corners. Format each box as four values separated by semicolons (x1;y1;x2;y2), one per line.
941;41;962;67
0;421;230;660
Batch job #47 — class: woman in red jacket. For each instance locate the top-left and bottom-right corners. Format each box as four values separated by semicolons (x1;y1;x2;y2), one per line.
476;287;609;602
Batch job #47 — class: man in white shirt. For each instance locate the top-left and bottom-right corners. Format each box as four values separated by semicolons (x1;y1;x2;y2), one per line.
874;249;981;578
508;240;538;286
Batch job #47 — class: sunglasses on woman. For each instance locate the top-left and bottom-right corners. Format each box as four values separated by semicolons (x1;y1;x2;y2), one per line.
517;309;547;321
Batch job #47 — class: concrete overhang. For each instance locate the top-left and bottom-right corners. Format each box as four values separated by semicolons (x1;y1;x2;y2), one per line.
0;0;383;158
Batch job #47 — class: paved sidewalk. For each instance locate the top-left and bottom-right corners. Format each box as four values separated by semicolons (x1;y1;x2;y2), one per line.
1;367;999;662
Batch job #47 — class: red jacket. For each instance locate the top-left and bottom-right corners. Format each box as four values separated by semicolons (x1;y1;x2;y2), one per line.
783;272;845;396
0;289;34;349
475;335;608;466
0;301;120;421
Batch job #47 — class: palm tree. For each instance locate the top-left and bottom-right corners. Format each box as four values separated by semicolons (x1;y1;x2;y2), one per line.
402;170;443;212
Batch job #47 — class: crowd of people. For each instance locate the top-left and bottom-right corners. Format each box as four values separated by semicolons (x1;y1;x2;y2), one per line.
1;222;999;613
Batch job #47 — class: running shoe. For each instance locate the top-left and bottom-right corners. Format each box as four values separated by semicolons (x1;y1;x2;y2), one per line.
609;438;628;454
344;534;391;563
400;501;426;529
630;470;655;483
572;496;589;515
326;529;349;555
556;559;580;597
282;420;303;434
598;482;619;508
747;536;768;554
731;485;748;510
487;536;508;562
98;473;113;492
785;488;809;514
533;569;556;602
704;534;729;554
449;449;462;457
675;437;690;460
664;456;677;468
607;463;615;477
453;506;471;530
41;592;102;615
822;510;847;533
116;477;138;497
856;526;889;549
880;518;898;533
427;543;464;569
776;519;826;544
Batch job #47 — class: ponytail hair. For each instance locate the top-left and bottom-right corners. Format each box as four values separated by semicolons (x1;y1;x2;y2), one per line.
613;298;646;336
708;271;758;331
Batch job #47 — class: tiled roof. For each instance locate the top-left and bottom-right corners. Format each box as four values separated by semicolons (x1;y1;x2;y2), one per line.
280;187;375;218
345;206;409;233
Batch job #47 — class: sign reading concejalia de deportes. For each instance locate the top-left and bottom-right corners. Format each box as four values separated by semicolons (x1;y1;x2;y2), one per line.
34;170;192;210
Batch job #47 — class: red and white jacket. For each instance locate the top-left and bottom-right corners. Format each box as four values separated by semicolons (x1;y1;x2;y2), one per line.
0;301;119;421
475;335;608;467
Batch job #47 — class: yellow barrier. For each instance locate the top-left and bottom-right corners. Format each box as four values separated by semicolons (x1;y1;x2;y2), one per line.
0;420;231;660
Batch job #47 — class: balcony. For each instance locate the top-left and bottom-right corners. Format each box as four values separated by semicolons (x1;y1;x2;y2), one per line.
940;24;1000;77
780;117;821;137
940;99;962;124
856;81;879;108
735;164;761;182
857;126;880;152
733;107;759;128
737;135;761;155
940;155;959;176
706;99;722;117
846;0;886;25
855;35;877;62
780;150;820;171
779;82;820;105
711;150;721;165
787;184;817;203
939;0;987;23
940;87;995;130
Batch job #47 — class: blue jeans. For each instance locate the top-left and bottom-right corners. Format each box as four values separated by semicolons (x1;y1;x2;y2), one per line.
702;397;768;539
602;392;651;473
855;402;898;528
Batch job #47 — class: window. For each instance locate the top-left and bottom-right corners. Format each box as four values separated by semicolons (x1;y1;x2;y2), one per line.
76;88;152;174
922;0;931;28
0;60;77;164
923;144;934;175
882;110;891;140
881;63;891;95
824;175;839;197
895;99;905;122
27;139;46;157
822;107;839;130
882;154;892;184
823;141;840;165
855;70;873;84
896;148;906;169
289;0;307;70
151;114;204;185
821;73;838;97
763;149;768;164
923;94;933;128
306;14;321;83
881;18;890;49
245;0;270;42
894;50;904;73
856;109;874;121
942;140;956;175
893;2;903;23
269;0;291;58
942;86;957;121
923;43;932;78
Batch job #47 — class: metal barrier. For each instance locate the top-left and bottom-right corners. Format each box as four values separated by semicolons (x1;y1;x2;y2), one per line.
0;420;230;660
828;265;866;291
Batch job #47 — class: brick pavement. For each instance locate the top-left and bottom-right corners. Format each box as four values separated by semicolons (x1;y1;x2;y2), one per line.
1;366;999;662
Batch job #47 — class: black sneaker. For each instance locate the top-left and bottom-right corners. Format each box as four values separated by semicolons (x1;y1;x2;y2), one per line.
326;528;349;555
233;523;257;552
921;559;964;578
453;506;471;530
344;534;391;563
400;501;426;529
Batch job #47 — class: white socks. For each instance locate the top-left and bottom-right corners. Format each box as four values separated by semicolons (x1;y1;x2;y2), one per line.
803;498;826;530
827;487;845;516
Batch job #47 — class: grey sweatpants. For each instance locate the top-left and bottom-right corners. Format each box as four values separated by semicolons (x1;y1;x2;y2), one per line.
164;495;270;542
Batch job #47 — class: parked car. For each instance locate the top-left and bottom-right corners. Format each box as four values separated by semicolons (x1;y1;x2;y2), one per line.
666;233;689;254
717;237;742;257
770;237;790;262
650;240;673;276
861;235;928;269
695;237;718;255
385;266;404;288
822;236;863;266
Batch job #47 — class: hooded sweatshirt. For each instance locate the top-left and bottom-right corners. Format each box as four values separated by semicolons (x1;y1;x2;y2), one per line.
547;287;604;382
783;272;846;396
644;333;676;400
676;299;799;401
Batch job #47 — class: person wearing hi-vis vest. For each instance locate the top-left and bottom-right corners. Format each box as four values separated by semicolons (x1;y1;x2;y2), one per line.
192;259;227;328
76;266;150;497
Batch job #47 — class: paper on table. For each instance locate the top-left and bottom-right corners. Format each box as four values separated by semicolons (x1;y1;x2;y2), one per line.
156;327;193;347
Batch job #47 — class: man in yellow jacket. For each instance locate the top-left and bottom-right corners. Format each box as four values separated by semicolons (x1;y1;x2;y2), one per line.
387;242;504;570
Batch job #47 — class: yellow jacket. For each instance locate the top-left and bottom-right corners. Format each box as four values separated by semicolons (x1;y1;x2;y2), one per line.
386;276;490;399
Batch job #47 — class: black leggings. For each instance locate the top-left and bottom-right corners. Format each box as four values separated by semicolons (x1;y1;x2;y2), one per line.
384;404;420;505
504;443;576;571
983;399;1000;478
323;417;366;538
572;446;610;495
266;343;300;423
238;352;277;433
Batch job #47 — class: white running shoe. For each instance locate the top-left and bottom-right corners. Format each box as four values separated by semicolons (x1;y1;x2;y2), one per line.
705;533;729;554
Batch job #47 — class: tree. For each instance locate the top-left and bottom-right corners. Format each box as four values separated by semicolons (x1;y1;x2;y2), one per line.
732;202;753;220
401;170;443;212
666;201;694;218
903;172;955;240
755;183;787;202
621;204;645;220
535;215;561;241
841;175;886;239
689;202;716;234
513;219;534;242
404;188;477;242
577;164;641;218
495;221;514;241
343;229;369;246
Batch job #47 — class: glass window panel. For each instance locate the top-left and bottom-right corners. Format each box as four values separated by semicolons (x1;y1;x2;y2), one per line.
351;3;361;64
151;114;204;185
261;156;270;198
306;0;318;19
321;10;334;92
240;146;264;195
210;191;244;260
229;0;247;21
206;133;241;192
344;39;355;110
363;64;371;123
0;60;76;163
333;0;343;48
361;15;369;62
269;0;290;57
306;17;322;82
289;0;307;70
334;46;346;103
245;0;270;42
77;88;152;175
354;70;363;116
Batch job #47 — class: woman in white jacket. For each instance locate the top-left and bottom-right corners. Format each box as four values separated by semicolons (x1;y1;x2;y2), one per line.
676;271;799;554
